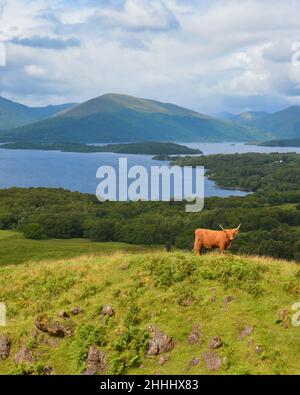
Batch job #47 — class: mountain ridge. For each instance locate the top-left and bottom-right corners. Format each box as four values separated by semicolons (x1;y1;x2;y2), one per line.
0;93;269;143
0;96;77;130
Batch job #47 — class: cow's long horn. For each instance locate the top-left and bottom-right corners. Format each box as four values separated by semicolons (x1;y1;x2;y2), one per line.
219;224;225;230
235;223;241;230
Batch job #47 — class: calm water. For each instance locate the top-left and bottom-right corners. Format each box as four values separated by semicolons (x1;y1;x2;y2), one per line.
0;142;299;198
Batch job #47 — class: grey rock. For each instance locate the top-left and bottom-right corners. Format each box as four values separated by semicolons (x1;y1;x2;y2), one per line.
84;345;108;375
239;325;253;340
0;334;11;360
209;336;223;349
147;325;175;356
35;314;73;337
71;306;83;316
101;305;114;317
204;352;222;371
14;347;35;365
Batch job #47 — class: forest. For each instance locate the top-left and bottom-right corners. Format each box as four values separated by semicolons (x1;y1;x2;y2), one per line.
0;185;300;261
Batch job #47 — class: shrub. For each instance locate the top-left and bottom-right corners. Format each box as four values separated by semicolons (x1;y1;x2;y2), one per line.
23;223;46;240
148;254;197;288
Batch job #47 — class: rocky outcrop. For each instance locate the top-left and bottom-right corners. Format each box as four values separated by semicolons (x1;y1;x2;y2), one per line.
14;347;35;365
35;314;73;337
209;336;223;349
101;305;114;317
239;325;253;340
147;325;175;356
0;334;11;360
189;357;200;368
84;346;108;375
71;306;83;316
188;324;202;345
204;352;222;371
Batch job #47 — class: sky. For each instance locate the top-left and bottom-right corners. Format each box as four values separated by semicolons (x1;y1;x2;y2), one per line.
0;0;300;114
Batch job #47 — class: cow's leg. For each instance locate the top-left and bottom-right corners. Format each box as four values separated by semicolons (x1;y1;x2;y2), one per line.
220;246;226;254
194;238;202;256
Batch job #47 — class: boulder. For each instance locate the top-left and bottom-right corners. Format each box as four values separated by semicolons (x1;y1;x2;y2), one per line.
239;325;253;340
14;347;35;365
224;296;234;304
188;324;202;345
59;311;70;318
71;306;83;316
204;352;222;371
101;305;114;317
35;314;73;337
189;357;200;368
147;325;175;356
209;336;223;349
0;334;11;360
84;345;108;375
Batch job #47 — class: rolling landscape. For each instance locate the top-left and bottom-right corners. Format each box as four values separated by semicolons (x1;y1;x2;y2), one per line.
0;98;300;376
1;94;300;146
1;0;300;380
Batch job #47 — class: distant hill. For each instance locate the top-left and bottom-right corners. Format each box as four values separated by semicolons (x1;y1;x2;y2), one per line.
0;93;269;143
231;106;300;140
250;106;300;139
231;111;269;125
0;141;202;155
259;138;300;147
0;97;76;130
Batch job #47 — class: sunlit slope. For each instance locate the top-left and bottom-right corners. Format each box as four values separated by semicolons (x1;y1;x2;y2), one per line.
0;251;299;375
0;94;268;143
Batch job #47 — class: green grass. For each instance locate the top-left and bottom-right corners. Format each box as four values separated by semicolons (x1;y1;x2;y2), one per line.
0;230;161;266
0;249;299;375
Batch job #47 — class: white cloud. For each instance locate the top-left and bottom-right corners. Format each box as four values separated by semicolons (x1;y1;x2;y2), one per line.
24;64;47;77
0;0;300;113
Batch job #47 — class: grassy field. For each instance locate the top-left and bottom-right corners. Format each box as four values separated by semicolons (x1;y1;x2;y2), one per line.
0;248;299;375
0;230;161;266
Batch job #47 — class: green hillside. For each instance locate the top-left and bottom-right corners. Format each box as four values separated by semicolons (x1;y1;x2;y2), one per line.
234;106;300;139
259;138;300;147
0;94;268;143
253;106;300;139
0;249;299;375
0;97;76;130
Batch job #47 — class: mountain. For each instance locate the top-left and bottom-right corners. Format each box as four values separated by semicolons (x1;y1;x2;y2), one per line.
213;111;236;120
0;97;76;130
231;111;269;125
250;106;300;139
0;93;269;143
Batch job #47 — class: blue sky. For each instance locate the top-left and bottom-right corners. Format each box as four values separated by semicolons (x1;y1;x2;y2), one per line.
0;0;300;114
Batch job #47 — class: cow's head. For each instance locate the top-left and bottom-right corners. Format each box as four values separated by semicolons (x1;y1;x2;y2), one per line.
219;224;241;241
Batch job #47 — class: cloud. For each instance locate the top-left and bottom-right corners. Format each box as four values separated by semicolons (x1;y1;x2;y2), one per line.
10;35;81;50
89;0;180;32
0;0;300;113
24;64;47;77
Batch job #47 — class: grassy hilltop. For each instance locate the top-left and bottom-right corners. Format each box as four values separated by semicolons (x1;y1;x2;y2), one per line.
0;245;299;375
